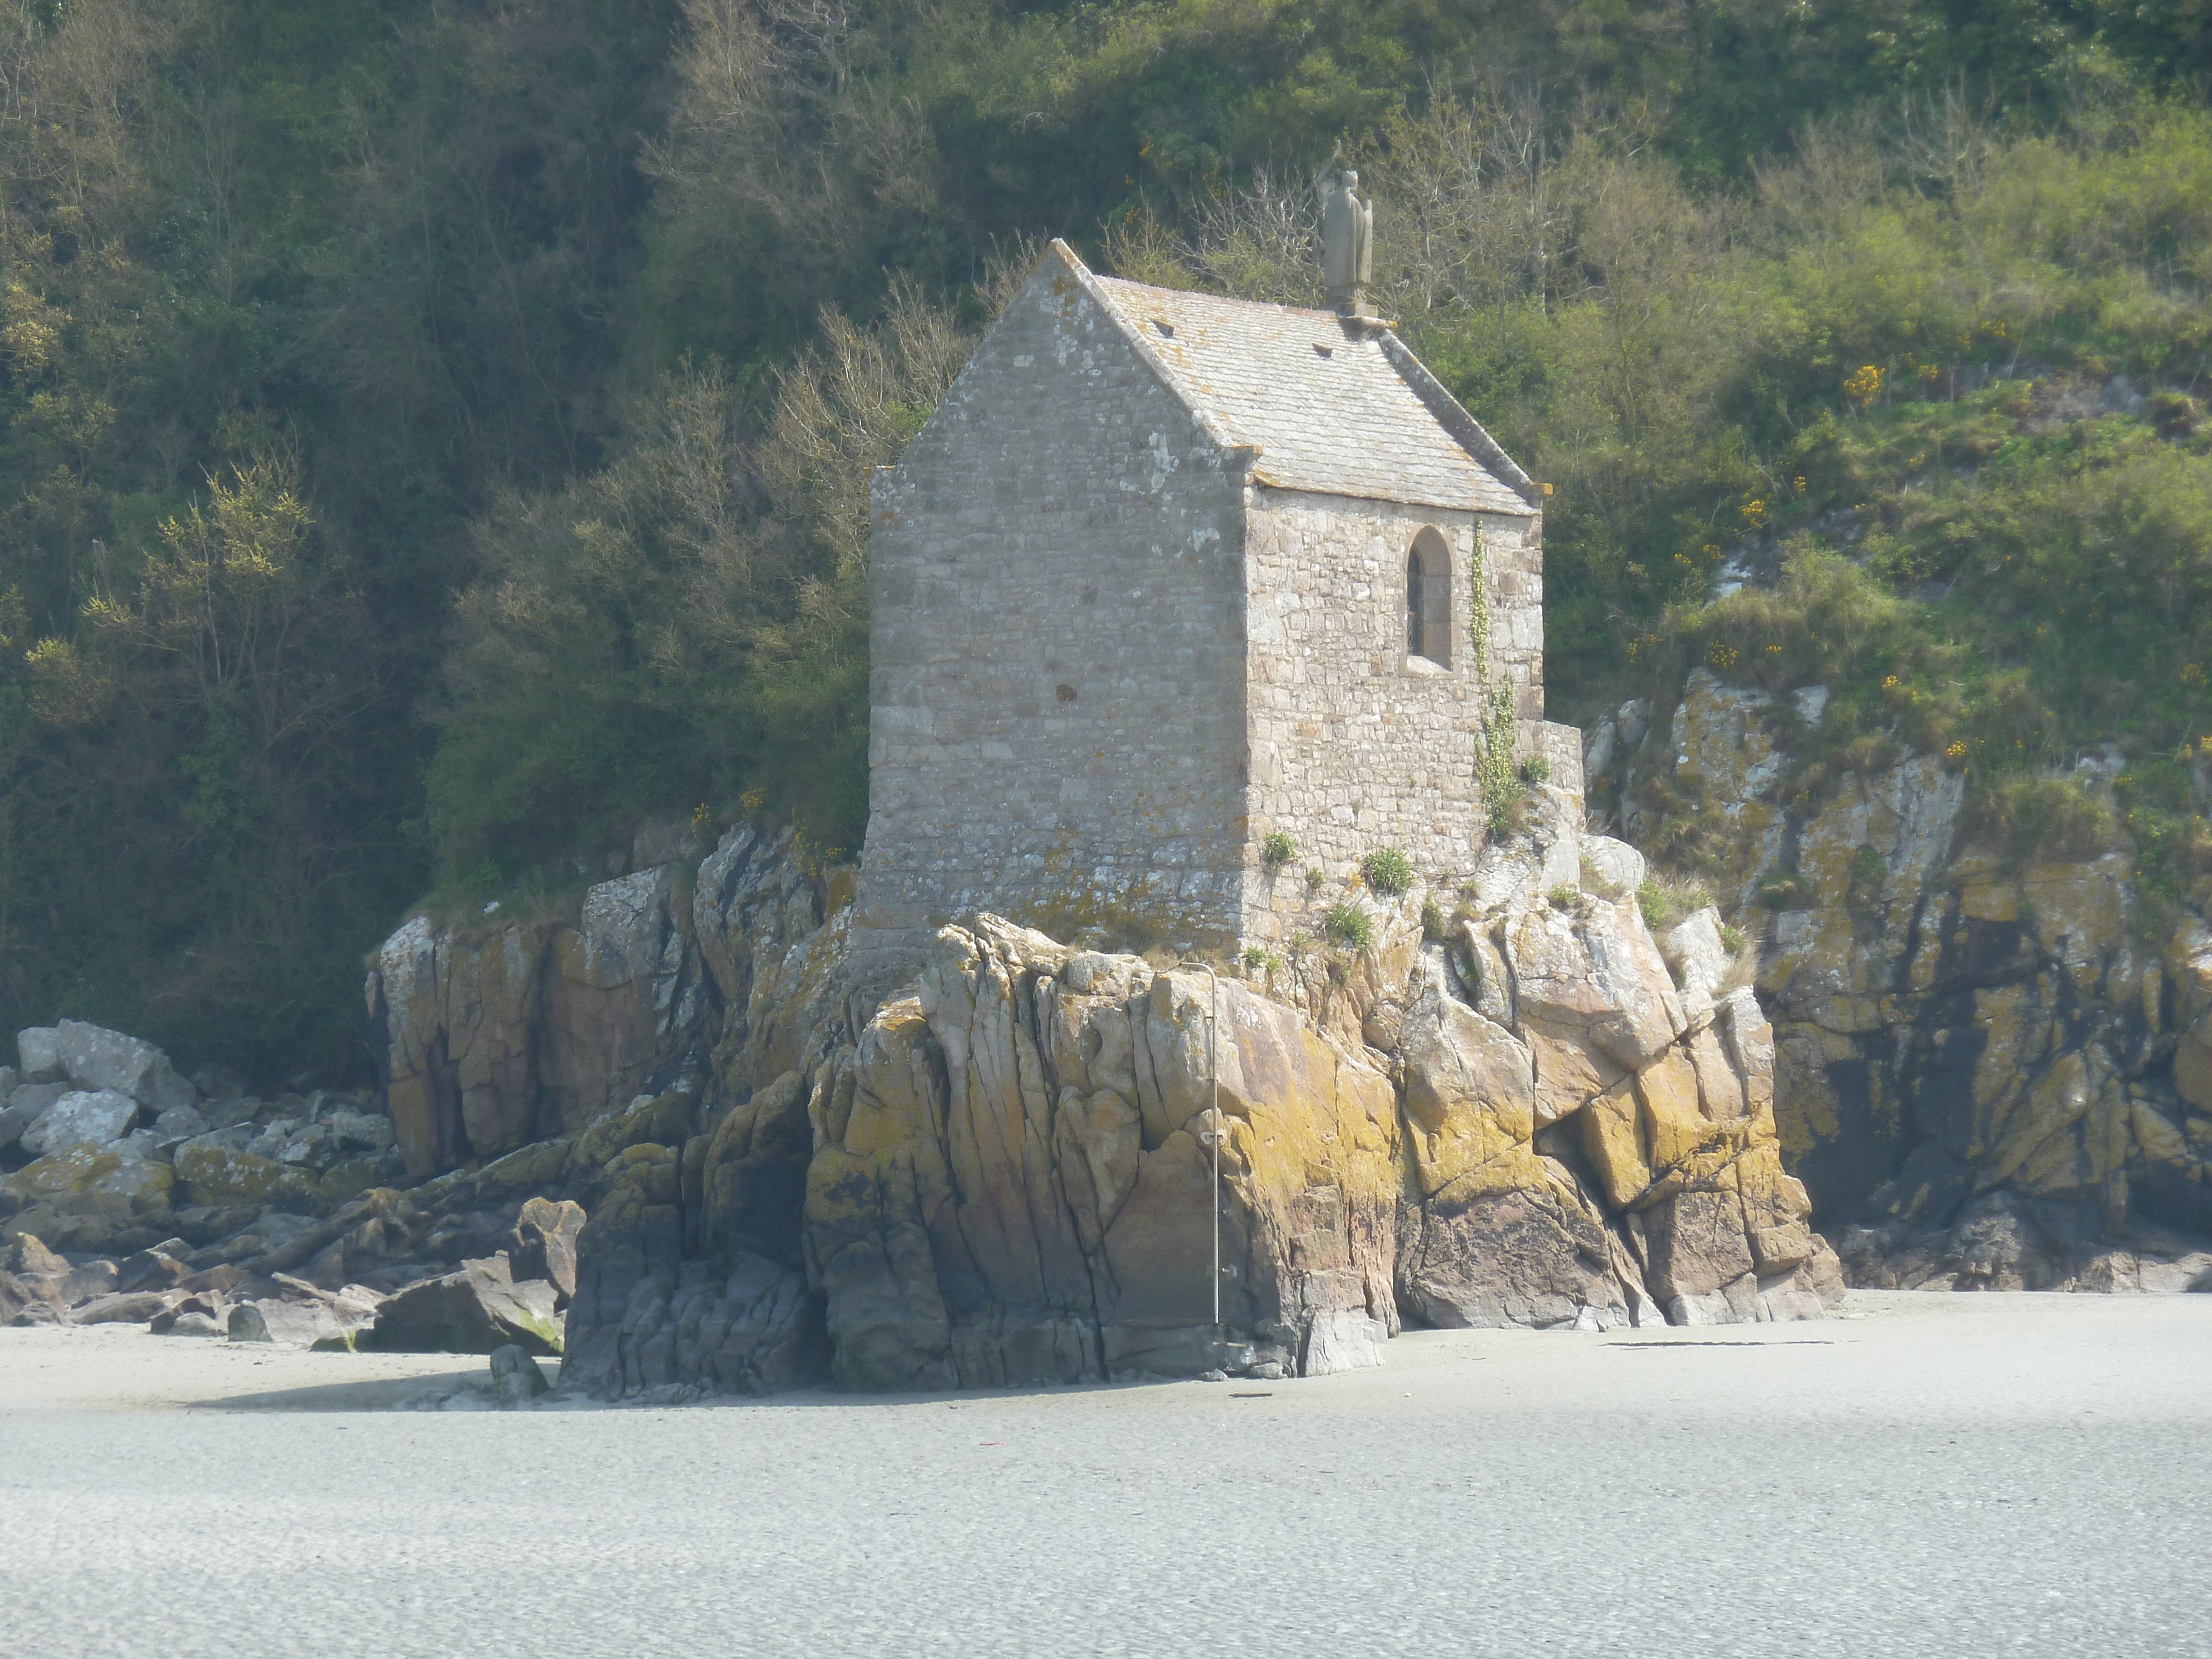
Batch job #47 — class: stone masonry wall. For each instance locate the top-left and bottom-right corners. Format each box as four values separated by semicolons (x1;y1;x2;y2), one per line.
855;256;1253;987
1239;490;1544;942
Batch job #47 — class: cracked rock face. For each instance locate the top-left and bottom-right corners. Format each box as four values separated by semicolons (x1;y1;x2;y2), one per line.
1594;668;2212;1290
367;825;808;1177
795;872;1835;1387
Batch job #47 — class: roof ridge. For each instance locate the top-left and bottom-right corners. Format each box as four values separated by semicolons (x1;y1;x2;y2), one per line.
1089;272;1343;324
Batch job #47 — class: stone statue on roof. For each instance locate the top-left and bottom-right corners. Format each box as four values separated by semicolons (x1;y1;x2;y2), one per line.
1322;169;1374;317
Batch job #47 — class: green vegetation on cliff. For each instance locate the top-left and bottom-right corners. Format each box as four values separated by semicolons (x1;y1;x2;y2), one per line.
1;0;2208;1076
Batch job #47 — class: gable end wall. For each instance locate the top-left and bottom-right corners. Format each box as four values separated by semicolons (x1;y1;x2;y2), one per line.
853;261;1252;982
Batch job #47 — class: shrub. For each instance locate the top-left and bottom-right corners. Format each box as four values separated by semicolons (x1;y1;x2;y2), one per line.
1548;884;1579;910
1360;847;1414;895
1420;899;1447;940
1971;776;2119;863
1241;945;1266;968
1324;902;1373;950
1519;755;1552;785
1262;831;1296;864
1719;923;1747;954
1306;866;1327;894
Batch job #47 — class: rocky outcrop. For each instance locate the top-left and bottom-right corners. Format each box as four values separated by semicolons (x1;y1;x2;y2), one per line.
5;795;1843;1395
366;823;822;1177
1592;669;2212;1289
538;789;1835;1398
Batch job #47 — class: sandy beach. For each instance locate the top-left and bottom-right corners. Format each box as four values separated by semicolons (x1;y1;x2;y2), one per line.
5;1290;2209;1659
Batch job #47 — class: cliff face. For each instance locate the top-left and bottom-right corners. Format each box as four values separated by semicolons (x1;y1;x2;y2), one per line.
371;796;1839;1399
1591;671;2212;1292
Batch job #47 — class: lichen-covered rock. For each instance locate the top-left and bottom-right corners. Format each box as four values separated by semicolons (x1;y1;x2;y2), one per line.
1594;667;2212;1288
1;1144;174;1254
49;1021;195;1114
173;1141;325;1214
786;868;1828;1388
18;1089;138;1158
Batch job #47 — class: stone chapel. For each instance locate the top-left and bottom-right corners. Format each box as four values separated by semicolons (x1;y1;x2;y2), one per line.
853;217;1574;978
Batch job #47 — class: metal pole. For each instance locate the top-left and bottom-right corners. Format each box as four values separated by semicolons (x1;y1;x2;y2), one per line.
1175;958;1222;1329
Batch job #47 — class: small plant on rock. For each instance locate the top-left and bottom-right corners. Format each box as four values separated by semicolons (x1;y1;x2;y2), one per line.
1262;830;1297;865
1324;902;1373;950
1756;871;1813;910
1637;872;1714;931
1519;755;1552;785
1420;899;1447;940
1306;866;1327;894
1360;847;1414;895
1719;923;1748;954
1548;884;1579;911
1241;944;1267;969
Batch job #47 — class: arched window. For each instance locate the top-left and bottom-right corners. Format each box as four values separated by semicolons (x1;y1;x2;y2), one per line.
1406;528;1451;667
1406;548;1427;658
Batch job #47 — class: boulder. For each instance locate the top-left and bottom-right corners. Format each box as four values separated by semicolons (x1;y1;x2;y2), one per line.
0;1082;69;1151
149;1292;228;1333
327;1106;395;1152
1579;835;1646;898
69;1290;173;1325
0;1266;54;1323
489;1343;551;1405
509;1196;585;1305
19;1089;138;1158
116;1246;190;1293
1;1146;173;1253
6;1233;70;1275
16;1026;62;1081
359;1255;564;1355
228;1288;381;1348
54;1257;121;1303
150;1104;210;1149
51;1022;195;1113
173;1141;325;1214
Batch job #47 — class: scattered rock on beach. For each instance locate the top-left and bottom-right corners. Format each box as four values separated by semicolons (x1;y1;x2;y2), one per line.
489;1343;550;1404
359;1256;564;1355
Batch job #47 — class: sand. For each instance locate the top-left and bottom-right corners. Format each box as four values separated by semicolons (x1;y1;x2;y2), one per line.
4;1290;2209;1658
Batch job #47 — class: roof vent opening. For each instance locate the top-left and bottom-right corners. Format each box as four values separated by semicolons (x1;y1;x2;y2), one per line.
1312;342;1334;358
1151;319;1175;338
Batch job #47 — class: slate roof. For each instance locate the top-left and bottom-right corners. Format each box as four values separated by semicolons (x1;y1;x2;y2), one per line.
1066;244;1537;516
